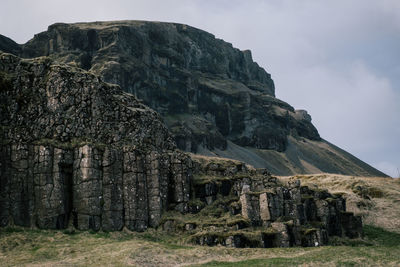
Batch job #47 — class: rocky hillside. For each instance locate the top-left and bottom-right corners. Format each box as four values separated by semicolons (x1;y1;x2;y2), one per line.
0;20;385;176
165;155;362;248
0;52;364;247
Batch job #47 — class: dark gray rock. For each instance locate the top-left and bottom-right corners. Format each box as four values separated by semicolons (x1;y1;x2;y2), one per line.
190;157;363;248
16;21;321;154
0;34;21;55
0;52;192;231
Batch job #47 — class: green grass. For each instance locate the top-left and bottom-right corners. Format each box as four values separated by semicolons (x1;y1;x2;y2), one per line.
363;225;400;246
192;225;400;266
1;225;399;266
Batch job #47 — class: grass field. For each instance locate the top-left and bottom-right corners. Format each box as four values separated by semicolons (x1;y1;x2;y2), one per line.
1;224;399;266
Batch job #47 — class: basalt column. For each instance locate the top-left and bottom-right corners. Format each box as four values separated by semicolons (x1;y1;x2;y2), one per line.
33;145;73;229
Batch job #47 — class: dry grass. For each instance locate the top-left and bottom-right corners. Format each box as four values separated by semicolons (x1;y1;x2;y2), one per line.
280;174;400;233
0;228;315;266
189;153;242;163
190;153;255;171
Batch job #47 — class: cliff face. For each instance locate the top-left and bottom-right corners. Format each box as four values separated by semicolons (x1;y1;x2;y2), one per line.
0;52;192;231
10;21;385;177
0;52;363;246
19;21;320;154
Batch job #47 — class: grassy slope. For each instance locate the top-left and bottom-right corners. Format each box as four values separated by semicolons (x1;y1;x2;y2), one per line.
209;137;388;177
1;174;400;266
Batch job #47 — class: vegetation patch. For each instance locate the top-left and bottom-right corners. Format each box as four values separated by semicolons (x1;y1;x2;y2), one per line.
160;195;243;232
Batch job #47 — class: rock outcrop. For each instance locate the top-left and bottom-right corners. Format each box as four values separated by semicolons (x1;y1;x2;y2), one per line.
0;52;192;231
4;20;386;177
162;155;363;248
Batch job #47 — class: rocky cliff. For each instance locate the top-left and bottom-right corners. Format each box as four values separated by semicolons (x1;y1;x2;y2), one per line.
0;52;192;231
0;52;363;247
20;21;297;152
5;20;385;177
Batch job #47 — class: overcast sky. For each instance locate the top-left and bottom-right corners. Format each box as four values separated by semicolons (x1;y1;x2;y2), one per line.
1;0;399;177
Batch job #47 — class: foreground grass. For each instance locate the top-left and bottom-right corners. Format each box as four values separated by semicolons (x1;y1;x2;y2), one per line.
1;225;399;266
193;226;400;266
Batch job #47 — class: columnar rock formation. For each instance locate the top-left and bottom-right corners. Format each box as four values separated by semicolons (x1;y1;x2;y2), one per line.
0;52;191;231
0;143;192;231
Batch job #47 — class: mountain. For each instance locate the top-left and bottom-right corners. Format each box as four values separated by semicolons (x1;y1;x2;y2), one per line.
0;53;364;246
0;34;21;55
0;21;387;177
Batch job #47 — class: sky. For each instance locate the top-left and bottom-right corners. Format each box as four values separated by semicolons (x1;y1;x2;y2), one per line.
1;0;399;177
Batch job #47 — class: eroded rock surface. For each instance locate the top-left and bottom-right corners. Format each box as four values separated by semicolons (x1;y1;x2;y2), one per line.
0;52;192;231
168;156;363;248
17;21;319;154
